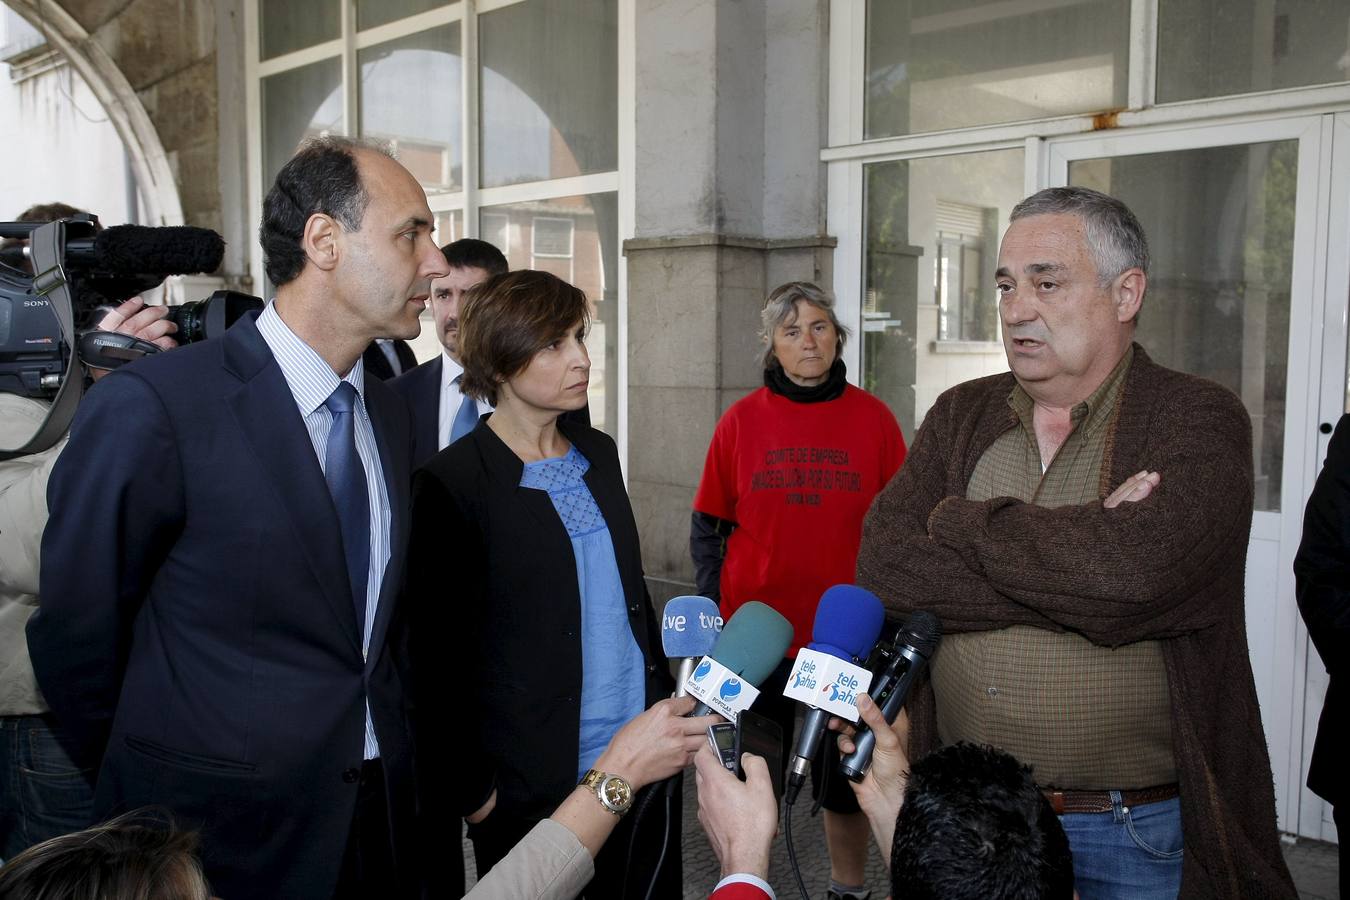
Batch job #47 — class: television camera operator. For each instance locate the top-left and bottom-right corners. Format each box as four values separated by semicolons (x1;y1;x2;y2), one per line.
0;203;229;862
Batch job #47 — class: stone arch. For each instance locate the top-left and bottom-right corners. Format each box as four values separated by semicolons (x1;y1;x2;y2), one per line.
8;0;184;226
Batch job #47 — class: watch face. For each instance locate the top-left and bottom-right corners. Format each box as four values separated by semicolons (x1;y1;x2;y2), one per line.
600;775;633;810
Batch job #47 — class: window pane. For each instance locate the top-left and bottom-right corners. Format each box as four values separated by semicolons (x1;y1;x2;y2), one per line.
359;25;462;195
1157;1;1350;102
261;57;343;189
1070;141;1297;511
861;150;1024;437
479;0;617;188
260;0;338;60
480;193;619;434
357;0;448;31
865;0;1130;138
434;209;464;246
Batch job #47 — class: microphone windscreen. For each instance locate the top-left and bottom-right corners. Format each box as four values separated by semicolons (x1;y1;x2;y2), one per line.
899;609;942;657
709;601;793;687
93;225;225;276
661;595;721;659
807;584;885;661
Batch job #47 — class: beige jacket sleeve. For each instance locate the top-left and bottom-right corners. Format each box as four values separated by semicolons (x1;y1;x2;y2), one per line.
463;818;594;900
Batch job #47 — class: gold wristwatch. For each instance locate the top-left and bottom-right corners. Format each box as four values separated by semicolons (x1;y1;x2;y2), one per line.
579;768;634;815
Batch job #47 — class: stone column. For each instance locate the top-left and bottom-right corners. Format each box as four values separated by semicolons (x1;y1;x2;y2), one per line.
626;0;833;606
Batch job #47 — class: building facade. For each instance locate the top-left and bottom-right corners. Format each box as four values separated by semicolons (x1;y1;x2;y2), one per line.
7;0;1348;847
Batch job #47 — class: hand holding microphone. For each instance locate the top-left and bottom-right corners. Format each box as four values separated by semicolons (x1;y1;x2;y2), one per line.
835;693;910;864
838;610;940;782
595;696;722;790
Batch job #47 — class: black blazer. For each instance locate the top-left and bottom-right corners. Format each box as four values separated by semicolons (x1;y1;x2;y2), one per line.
405;418;670;826
391;355;592;470
1294;413;1350;806
363;338;419;380
30;313;418;900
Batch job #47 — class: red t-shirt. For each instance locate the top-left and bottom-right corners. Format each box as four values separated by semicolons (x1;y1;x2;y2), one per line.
693;385;906;654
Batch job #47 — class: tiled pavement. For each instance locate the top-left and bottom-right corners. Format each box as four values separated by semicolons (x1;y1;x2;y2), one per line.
461;779;1340;899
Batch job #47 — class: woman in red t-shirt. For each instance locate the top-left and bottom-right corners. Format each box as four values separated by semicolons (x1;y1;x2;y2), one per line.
691;281;906;900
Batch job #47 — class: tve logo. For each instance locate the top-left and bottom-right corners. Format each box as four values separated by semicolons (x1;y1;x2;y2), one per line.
718;678;742;702
693;660;713;682
662;610;725;632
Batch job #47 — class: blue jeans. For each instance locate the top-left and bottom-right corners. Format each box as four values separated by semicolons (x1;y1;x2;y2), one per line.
0;714;96;863
1060;793;1183;900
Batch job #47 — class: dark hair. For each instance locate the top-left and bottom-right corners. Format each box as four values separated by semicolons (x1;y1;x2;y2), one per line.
0;810;211;900
259;135;392;287
891;743;1074;900
458;270;589;406
17;202;84;223
442;238;508;277
1010;186;1150;284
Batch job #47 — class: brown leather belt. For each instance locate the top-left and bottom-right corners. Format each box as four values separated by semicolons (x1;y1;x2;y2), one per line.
1041;783;1179;815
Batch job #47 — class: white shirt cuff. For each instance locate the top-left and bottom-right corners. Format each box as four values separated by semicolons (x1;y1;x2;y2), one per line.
713;873;775;898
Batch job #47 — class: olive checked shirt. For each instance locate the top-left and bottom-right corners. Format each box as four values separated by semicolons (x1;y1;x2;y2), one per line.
930;347;1176;790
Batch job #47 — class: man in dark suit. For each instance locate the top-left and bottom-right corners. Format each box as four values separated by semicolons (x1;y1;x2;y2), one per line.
27;136;448;899
363;337;419;380
390;238;508;467
392;239;589;468
1294;413;1350;897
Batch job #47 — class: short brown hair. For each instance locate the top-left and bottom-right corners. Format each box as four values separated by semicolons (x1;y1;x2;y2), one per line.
459;270;590;406
0;810;211;900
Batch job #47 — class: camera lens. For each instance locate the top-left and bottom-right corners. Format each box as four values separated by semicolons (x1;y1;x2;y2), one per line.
166;301;205;344
165;292;262;345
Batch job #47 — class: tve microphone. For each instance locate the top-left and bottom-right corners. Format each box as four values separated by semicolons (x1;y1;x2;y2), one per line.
782;585;885;804
839;610;941;782
661;595;722;698
685;601;793;720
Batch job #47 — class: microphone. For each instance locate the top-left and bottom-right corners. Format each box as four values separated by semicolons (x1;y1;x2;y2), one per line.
838;610;941;781
781;585;885;804
661;596;722;698
685;601;793;720
66;225;225;276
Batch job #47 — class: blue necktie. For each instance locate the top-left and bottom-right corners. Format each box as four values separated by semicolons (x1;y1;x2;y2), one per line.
450;375;478;443
323;382;370;633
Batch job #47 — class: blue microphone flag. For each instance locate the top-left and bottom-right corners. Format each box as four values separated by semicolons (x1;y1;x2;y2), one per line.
662;595;722;659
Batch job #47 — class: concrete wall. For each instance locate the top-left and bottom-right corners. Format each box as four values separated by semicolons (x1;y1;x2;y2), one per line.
0;35;136;223
627;0;833;604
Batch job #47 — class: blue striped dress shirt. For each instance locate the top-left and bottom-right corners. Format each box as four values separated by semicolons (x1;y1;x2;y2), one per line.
257;302;391;760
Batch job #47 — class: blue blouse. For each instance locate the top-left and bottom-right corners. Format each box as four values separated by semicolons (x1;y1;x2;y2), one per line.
519;445;646;779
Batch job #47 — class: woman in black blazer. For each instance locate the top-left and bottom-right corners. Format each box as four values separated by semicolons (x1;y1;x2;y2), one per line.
406;270;681;899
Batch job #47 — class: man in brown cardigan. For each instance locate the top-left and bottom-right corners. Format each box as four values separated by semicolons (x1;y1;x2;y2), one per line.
857;186;1296;899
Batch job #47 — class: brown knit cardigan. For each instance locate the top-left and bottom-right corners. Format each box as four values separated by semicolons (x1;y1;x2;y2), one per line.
856;345;1297;899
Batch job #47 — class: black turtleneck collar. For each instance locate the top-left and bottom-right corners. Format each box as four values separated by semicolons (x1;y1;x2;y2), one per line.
763;357;847;403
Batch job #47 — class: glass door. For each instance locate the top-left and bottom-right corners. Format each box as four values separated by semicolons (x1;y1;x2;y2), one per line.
1047;115;1339;837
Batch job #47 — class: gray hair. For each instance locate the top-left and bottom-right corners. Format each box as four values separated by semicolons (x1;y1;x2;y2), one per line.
759;281;850;370
1009;187;1150;285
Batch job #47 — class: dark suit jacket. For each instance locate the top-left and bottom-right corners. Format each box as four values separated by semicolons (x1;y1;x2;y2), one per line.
405;418;670;882
390;355;591;469
29;313;418;900
1294;413;1350;806
364;338;419;381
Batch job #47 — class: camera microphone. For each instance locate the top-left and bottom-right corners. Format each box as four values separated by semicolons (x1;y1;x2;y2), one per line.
66;225;225;277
